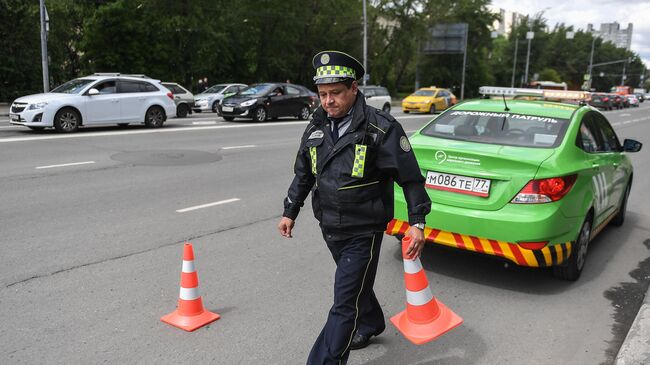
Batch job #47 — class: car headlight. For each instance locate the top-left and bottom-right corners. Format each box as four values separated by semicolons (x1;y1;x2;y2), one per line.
28;102;48;110
240;99;257;107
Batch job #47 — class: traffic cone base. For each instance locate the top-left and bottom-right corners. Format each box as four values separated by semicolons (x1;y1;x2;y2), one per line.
390;299;463;345
161;307;220;332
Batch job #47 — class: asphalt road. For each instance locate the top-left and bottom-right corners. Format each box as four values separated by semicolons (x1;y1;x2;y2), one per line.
1;105;649;364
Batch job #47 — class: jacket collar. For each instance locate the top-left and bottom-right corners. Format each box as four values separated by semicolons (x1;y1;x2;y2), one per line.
313;91;367;135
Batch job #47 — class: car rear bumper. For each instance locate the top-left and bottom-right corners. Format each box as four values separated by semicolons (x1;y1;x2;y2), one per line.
402;103;430;112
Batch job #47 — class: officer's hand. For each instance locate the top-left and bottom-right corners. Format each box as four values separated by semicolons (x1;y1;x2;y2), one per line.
278;217;295;238
405;226;425;260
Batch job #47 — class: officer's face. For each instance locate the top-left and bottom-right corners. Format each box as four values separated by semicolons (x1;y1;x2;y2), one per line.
317;81;358;118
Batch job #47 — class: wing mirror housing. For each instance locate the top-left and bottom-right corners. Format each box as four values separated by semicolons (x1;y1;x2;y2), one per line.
623;139;642;152
88;88;99;96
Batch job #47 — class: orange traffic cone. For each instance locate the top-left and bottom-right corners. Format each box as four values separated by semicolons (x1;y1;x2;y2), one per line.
390;236;463;344
161;243;220;331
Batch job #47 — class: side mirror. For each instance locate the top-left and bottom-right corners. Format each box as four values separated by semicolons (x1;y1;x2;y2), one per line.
269;92;278;98
88;88;99;96
623;139;642;152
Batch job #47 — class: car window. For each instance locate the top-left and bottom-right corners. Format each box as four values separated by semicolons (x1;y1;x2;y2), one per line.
143;82;159;92
439;91;449;97
378;87;390;96
593;114;621;152
576;114;603;153
286;86;301;95
364;88;376;97
421;110;569;148
52;79;94;94
95;80;117;94
119;81;143;93
413;90;435;96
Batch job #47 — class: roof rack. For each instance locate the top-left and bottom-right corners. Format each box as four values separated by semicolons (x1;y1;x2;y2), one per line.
92;73;151;79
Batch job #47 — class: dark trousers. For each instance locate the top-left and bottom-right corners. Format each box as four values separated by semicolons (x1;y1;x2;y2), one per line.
307;231;385;365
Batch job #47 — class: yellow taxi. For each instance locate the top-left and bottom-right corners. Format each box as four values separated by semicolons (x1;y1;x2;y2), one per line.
402;87;457;114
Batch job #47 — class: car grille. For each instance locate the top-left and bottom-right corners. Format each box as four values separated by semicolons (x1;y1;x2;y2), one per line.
11;103;28;113
222;103;237;107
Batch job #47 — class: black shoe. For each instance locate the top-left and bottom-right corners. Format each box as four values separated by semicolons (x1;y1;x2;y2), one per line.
350;332;373;350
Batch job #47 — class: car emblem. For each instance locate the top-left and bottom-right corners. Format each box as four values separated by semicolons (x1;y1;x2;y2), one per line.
435;150;447;164
321;53;330;65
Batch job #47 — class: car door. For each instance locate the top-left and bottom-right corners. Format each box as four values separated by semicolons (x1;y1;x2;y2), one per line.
593;113;626;213
117;80;149;122
267;86;290;117
285;85;305;116
364;87;379;109
84;80;120;124
577;113;613;225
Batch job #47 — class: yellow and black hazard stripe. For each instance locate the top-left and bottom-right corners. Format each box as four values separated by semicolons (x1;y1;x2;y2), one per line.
385;219;573;268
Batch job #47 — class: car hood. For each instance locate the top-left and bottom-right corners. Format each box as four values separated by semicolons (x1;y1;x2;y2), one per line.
222;96;256;105
13;93;77;104
194;93;221;101
404;95;435;103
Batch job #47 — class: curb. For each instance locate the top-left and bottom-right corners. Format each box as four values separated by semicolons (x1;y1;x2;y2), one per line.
615;285;650;364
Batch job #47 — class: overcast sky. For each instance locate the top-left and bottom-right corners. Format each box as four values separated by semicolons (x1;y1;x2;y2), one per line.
491;0;650;68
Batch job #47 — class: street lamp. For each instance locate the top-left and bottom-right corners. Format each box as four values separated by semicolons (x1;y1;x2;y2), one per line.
39;0;49;92
524;30;534;85
362;0;367;86
586;36;597;90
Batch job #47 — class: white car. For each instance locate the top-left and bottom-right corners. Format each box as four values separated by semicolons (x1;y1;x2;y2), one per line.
193;83;247;113
359;85;392;113
9;74;177;133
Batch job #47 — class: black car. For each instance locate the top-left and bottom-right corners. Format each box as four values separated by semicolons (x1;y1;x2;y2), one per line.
218;83;318;122
589;93;613;111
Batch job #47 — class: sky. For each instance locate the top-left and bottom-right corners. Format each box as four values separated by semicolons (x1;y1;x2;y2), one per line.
491;0;650;68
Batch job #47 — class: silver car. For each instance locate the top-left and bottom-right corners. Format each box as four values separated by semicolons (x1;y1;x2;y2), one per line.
359;85;392;113
194;83;247;113
162;82;194;118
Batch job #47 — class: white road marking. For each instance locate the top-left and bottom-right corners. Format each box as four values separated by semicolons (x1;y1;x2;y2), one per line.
35;161;96;169
620;113;631;117
192;121;218;125
176;198;240;213
221;145;256;150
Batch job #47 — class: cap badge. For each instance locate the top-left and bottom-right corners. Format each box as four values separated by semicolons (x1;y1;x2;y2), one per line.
320;53;330;65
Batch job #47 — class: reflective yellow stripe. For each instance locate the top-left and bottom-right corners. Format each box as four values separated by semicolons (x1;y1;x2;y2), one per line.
542;247;553;266
351;144;367;178
309;147;317;175
338;181;379;190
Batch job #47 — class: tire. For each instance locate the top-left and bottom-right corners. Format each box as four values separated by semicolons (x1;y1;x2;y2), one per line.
28;126;45;131
144;106;165;128
553;214;592;281
223;116;235;121
212;101;219;113
403;110;409;114
382;103;391;113
298;106;310;120
117;123;129;127
611;180;631;226
253;107;267;122
429;104;436;114
53;108;80;133
177;104;189;118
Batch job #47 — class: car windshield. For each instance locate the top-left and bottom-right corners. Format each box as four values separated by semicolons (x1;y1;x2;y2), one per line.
51;79;95;94
420;110;570;148
413;90;436;96
201;85;228;94
239;84;275;96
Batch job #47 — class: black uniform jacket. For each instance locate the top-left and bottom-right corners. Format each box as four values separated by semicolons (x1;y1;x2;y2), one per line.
283;93;431;237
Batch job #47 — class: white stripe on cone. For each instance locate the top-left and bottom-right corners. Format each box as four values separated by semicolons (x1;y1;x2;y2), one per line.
182;260;195;273
406;287;434;306
179;287;200;301
403;258;423;274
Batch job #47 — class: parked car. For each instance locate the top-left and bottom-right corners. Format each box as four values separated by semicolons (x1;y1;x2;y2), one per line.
387;86;642;281
162;82;194;117
193;83;247;113
218;83;318;122
402;87;456;114
359;85;392;113
626;94;640;107
588;93;613;111
609;94;625;109
634;93;644;102
9;73;176;133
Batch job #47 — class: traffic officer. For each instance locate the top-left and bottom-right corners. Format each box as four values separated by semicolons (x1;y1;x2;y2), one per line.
278;50;431;365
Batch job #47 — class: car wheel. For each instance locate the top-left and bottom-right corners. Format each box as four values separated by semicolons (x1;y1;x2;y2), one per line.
223;117;235;121
253;107;267;122
553;214;592;281
53;107;80;133
429;104;436;114
611;180;632;226
298;106;311;120
403;110;409;114
117;123;129;127
177;104;189;118
382;103;391;113
212;101;219;113
28;126;45;131
144;106;165;128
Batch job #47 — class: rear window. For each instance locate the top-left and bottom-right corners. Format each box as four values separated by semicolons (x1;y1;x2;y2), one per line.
421;110;570;148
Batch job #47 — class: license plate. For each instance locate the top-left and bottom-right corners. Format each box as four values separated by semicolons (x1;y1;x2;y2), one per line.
222;106;233;112
425;171;490;197
10;114;20;122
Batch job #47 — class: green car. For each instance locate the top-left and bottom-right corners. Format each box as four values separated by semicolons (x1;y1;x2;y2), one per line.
388;87;642;280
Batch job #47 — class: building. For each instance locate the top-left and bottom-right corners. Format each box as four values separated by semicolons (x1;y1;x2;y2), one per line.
587;22;633;50
488;6;524;36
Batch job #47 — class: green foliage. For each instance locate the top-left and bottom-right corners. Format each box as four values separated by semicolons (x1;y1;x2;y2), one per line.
0;0;645;101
